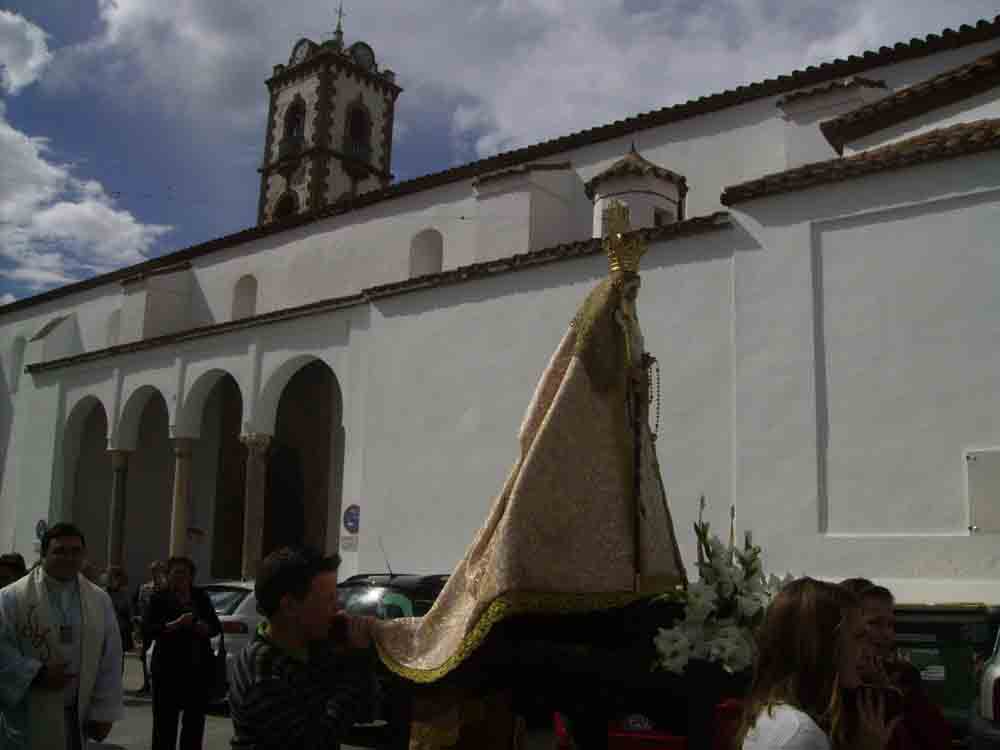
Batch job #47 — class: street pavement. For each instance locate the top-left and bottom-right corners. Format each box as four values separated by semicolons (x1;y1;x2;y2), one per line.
99;654;233;749
104;653;555;749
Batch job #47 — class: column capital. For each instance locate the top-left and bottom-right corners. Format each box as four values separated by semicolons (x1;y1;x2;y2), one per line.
108;449;131;470
240;433;272;454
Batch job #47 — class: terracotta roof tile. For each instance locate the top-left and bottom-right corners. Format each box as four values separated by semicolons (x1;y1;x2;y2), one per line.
25;213;731;373
584;145;687;199
776;77;886;107
721;118;1000;205
3;15;1000;317
821;50;1000;153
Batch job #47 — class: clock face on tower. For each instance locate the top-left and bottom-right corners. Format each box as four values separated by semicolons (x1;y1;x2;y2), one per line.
291;40;312;66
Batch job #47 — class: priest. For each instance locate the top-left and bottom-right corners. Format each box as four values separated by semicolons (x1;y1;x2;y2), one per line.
0;523;124;750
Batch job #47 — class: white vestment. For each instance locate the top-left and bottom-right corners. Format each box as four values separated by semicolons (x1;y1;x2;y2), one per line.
0;568;123;750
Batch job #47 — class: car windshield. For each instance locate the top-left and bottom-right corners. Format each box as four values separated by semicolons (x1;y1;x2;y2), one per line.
339;586;428;620
204;586;250;616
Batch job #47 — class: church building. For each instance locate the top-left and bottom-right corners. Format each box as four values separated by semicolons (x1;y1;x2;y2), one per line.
2;15;1000;603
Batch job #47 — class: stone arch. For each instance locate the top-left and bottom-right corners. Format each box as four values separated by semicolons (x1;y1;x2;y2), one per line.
62;396;112;569
122;389;172;591
264;359;344;555
8;336;26;392
256;355;329;435
343;98;373;162
117;384;170;451
195;374;245;580
409;229;444;277
232;275;258;320
106;310;121;347
283;96;306;142
177;368;245;438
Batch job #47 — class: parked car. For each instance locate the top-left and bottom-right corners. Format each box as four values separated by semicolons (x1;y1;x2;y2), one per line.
972;619;1000;749
894;602;1000;744
337;573;449;620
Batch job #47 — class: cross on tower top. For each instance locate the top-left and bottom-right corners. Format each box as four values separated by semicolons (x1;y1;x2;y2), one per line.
332;1;346;49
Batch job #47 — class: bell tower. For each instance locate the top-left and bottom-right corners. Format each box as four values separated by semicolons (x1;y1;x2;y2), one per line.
257;9;402;225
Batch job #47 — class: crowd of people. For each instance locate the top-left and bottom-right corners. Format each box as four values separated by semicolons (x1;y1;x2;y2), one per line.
0;523;959;750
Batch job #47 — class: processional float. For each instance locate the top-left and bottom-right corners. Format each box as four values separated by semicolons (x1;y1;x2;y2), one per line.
371;201;689;750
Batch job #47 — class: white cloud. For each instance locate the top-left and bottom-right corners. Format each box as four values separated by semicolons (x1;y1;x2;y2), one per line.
0;10;51;94
0;293;16;306
41;1;1000;161
0;107;171;290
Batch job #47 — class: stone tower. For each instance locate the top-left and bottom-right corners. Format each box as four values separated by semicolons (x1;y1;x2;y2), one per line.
257;16;402;225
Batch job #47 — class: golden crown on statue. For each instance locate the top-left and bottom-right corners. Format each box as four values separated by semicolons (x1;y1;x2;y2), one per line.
604;200;647;275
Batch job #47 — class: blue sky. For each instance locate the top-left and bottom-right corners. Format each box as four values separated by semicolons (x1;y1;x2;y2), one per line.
1;1;999;305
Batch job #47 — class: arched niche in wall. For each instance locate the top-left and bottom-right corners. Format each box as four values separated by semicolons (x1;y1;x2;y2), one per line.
232;275;259;320
409;229;444;278
344;99;373;163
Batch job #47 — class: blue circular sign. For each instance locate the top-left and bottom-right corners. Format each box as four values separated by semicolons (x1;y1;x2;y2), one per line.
343;504;360;535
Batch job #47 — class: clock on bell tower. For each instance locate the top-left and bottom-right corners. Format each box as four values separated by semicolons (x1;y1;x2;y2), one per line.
257;11;402;225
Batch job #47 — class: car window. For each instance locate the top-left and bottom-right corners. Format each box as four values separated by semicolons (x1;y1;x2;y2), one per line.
339;586;417;620
205;586;250;616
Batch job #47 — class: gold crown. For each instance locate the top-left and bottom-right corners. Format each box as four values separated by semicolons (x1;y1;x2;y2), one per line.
603;200;647;275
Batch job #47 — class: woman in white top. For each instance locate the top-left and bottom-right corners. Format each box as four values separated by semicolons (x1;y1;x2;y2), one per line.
737;578;901;750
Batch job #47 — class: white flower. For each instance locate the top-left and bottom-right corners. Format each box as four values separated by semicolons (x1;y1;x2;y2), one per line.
685;582;718;623
707;536;728;561
655;627;692;674
736;591;767;620
709;625;755;673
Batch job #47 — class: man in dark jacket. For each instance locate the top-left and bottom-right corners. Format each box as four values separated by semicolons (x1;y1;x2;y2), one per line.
228;547;377;750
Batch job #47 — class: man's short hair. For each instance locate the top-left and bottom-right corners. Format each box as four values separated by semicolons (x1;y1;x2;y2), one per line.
150;560;167;575
41;523;86;555
166;556;196;579
840;577;894;604
255;547;341;618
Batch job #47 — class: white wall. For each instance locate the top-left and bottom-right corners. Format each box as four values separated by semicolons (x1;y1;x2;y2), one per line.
729;150;1000;600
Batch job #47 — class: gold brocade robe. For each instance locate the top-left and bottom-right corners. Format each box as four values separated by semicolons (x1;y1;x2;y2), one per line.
373;278;686;686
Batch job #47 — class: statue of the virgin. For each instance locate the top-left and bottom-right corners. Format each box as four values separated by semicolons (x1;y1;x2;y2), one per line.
373;201;687;747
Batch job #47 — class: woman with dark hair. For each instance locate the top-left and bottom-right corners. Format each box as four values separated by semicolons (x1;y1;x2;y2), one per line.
145;556;221;750
738;577;900;750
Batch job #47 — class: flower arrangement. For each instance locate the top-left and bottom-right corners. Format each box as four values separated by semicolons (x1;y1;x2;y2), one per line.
654;497;793;676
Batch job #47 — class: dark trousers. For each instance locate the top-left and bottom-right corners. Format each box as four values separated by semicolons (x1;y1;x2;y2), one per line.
152;683;207;750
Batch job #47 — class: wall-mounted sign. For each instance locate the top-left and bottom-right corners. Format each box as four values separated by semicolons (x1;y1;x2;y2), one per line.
35;519;48;542
343;504;360;535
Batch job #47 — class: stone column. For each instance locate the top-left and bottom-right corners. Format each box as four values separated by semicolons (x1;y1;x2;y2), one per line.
240;434;272;580
107;450;130;566
169;438;195;556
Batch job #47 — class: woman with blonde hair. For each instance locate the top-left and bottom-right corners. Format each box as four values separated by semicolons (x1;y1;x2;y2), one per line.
738;577;900;750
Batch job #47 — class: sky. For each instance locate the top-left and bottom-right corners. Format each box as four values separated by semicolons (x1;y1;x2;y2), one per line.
1;1;999;306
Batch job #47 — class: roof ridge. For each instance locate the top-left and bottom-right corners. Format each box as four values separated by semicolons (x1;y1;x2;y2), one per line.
3;15;1000;317
25;212;731;373
821;47;1000;152
722;118;1000;205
